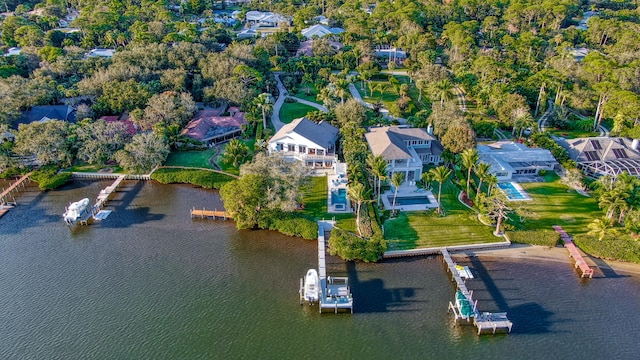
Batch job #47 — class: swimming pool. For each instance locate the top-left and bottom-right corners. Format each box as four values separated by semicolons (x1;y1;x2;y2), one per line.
388;196;431;206
496;182;530;201
332;188;347;205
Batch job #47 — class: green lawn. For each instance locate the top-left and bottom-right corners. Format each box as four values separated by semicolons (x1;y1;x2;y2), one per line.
293;85;322;105
279;101;317;124
383;179;501;250
357;75;420;117
510;173;601;236
165;149;217;168
547;128;600;139
299;176;356;231
65;164;123;173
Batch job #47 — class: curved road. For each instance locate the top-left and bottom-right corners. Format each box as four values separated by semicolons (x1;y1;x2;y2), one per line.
272;74;329;131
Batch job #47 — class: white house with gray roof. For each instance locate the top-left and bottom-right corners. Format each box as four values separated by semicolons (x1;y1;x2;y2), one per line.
477;141;557;181
268;117;339;168
365;126;443;182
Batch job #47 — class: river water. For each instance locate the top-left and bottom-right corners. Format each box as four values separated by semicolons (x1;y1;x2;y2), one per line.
1;180;639;359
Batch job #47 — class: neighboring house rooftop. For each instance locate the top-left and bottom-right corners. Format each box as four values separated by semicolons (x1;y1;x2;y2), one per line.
98;115;137;136
300;24;344;39
567;47;590;62
296;39;343;57
3;47;21;56
477;141;557;175
269;117;338;150
17;105;76;127
181;109;246;143
557;137;640;178
365;126;440;160
87;48;115;58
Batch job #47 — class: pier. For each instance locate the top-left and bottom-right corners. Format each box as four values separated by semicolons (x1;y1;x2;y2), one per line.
0;172;32;205
300;221;353;313
0;172;33;219
74;175;127;225
190;208;231;220
442;248;512;334
553;226;594;278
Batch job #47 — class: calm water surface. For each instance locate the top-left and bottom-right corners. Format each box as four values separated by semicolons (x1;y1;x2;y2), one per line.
1;180;639;359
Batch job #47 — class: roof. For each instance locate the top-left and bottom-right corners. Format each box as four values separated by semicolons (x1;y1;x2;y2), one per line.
301;24;344;39
269;117;338;150
3;47;21;56
17;105;76;127
559;137;640;163
99;115;137;136
365;126;438;160
296;40;344;57
87;48;115;58
181;109;247;142
477;141;557;174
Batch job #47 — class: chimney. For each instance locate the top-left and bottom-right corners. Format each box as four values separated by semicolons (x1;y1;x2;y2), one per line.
632;139;639;151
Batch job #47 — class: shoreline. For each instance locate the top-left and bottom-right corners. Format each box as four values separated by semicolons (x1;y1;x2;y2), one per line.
451;243;640;276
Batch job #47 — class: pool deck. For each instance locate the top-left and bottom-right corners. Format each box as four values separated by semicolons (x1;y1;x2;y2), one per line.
327;163;351;213
382;183;438;211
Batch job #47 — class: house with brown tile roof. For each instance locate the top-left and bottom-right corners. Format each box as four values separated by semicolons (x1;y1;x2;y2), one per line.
181;108;247;144
556;137;640;178
365;126;442;182
268;117;338;168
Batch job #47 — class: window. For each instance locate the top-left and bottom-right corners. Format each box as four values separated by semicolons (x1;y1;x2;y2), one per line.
288;144;295;152
299;146;306;153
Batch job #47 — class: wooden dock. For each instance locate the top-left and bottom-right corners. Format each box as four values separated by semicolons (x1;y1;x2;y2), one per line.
190;208;231;220
312;221;353;314
442;248;512;334
0;172;32;204
0;172;33;220
553;226;594;278
75;175;127;225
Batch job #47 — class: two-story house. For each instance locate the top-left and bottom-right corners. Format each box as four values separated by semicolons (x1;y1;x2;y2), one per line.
268;117;339;168
365;126;443;182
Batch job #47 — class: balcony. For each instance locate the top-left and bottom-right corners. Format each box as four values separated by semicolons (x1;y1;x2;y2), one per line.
276;151;337;162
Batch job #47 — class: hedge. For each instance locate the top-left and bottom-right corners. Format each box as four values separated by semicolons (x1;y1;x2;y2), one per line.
256;209;318;240
574;234;640;263
151;168;235;189
506;230;560;247
328;228;386;263
30;166;72;190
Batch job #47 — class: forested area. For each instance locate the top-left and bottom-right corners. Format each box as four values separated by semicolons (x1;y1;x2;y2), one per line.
1;0;640;259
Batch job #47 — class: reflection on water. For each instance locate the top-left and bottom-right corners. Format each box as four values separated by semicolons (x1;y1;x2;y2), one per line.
0;180;639;358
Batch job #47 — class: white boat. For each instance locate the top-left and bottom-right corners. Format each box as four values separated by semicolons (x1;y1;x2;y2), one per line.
63;198;90;225
303;269;319;303
456;265;474;279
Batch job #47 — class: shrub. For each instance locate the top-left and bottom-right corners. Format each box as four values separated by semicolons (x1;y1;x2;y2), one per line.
328;228;386;262
574;233;640;263
151;168;235;189
30;166;72;190
506;230;559;247
256;209;318;239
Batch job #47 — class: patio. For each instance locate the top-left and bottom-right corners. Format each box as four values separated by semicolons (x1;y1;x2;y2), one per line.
382;182;438;212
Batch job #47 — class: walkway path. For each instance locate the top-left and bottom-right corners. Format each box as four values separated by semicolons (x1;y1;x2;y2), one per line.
537;100;555;132
454;86;467;112
273;74;329;131
272;74;287;131
348;83;373;109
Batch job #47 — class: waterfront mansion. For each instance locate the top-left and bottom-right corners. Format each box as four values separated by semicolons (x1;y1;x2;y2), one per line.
268;117;339;169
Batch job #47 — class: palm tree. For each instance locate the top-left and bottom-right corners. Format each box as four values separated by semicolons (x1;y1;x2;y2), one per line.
390;172;405;215
433;79;455;107
485;174;498;196
587;217;614;240
428;166;452;214
366;154;386;206
222;139;250;168
474;162;492;199
301;73;313;95
421;172;433;191
460;148;479;196
347;181;371;236
253;93;272;130
333;78;350;104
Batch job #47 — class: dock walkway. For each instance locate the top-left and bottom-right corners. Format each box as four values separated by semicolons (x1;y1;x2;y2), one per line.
303;221;353;313
443;248;513;334
553;226;594;278
190;208;231;220
0;172;32;205
76;175;127;225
